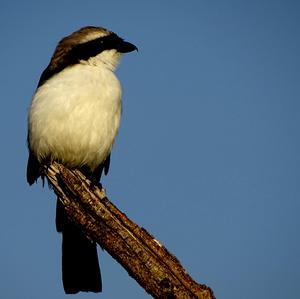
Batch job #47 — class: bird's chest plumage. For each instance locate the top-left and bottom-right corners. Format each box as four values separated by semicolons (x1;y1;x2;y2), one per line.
28;64;122;170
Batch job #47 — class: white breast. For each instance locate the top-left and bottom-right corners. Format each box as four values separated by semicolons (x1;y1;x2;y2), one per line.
28;63;122;171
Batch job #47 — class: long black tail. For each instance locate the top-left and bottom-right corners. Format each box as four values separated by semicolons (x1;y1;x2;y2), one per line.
56;199;102;294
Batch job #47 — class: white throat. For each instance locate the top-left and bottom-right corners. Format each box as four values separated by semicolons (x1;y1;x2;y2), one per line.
82;49;122;71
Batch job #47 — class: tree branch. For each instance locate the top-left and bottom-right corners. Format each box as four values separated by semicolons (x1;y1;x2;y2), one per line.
45;161;215;299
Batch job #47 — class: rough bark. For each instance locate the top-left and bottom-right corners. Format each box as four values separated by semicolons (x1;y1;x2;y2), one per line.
45;161;215;299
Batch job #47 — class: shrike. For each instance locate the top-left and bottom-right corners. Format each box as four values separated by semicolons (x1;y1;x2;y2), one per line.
26;26;137;294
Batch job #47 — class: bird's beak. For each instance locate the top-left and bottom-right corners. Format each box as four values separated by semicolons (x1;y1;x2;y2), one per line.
118;40;138;53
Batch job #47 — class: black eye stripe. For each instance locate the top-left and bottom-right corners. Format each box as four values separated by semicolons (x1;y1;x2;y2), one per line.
70;34;123;62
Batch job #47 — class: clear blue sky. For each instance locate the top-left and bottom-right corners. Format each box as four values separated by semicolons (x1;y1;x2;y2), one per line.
1;1;299;298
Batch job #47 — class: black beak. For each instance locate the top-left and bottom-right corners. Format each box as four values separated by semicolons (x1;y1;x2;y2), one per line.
118;40;138;53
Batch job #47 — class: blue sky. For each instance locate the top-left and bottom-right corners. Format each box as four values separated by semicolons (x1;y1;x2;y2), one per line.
1;1;299;298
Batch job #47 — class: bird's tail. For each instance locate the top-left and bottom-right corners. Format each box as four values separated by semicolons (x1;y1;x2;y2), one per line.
56;199;102;294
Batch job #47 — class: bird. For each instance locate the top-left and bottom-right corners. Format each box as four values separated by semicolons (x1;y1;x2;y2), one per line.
26;26;137;294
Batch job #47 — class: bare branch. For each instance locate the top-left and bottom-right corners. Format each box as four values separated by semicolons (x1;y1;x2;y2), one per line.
45;161;215;299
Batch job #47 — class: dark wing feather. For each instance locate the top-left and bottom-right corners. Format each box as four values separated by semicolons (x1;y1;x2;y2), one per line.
26;152;41;185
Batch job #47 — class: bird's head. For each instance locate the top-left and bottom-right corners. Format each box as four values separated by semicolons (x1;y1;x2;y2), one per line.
39;26;137;85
